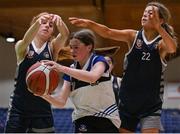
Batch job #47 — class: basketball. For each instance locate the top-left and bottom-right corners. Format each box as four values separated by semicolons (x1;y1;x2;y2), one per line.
26;61;59;96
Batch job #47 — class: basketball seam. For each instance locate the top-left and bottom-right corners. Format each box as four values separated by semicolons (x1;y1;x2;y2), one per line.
26;63;49;95
43;65;50;95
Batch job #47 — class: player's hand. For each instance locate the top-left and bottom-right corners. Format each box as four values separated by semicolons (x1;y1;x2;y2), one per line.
38;14;51;25
51;14;62;26
69;17;89;28
149;6;162;31
42;60;61;73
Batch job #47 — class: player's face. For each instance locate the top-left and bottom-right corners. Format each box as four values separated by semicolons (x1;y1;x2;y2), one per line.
38;20;54;40
69;38;92;62
141;6;159;28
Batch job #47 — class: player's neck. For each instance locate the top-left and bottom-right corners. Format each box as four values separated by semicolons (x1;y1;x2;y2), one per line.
143;29;159;41
33;37;46;48
79;53;91;68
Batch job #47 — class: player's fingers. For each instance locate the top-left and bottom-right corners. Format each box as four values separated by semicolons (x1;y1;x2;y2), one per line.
154;8;159;19
40;60;50;63
152;6;156;15
51;14;57;23
69;17;79;21
55;15;62;26
42;60;55;66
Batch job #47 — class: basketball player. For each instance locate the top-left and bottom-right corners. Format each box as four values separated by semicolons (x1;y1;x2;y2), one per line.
5;12;69;132
40;29;121;133
69;2;177;133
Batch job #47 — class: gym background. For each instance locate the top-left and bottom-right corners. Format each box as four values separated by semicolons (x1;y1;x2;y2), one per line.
0;0;179;132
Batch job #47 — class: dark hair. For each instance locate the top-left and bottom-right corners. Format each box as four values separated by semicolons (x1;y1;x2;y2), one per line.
70;29;96;52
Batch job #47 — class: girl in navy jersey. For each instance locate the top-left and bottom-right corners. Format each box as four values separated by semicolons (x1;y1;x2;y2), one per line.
69;2;177;133
41;29;121;133
5;12;69;133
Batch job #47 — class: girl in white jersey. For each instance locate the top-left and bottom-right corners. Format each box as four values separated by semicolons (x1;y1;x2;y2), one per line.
68;2;177;133
40;29;121;133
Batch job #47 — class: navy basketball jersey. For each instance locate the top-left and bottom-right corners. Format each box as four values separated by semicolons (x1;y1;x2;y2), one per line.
11;42;53;117
119;30;166;117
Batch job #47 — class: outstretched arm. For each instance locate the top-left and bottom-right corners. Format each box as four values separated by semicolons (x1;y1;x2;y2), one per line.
69;17;136;47
43;60;106;84
51;14;69;61
15;14;51;64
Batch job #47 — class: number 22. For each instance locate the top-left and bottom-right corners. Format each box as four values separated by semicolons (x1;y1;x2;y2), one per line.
142;52;150;61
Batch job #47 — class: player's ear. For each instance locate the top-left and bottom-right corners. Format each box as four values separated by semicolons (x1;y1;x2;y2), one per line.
87;45;92;52
160;18;164;25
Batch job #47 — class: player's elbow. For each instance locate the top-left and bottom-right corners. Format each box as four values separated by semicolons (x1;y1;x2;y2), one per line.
102;28;113;38
168;44;177;54
88;75;100;84
169;49;176;54
89;79;96;84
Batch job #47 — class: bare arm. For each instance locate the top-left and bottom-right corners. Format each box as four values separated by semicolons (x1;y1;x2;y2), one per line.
15;15;50;64
158;27;177;53
150;7;177;58
41;80;71;108
50;15;69;61
69;17;136;47
44;60;106;83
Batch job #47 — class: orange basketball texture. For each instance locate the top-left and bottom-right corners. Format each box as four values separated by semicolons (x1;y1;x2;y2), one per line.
26;62;59;96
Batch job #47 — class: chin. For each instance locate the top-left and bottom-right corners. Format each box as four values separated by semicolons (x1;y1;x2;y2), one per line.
73;56;77;60
141;21;147;27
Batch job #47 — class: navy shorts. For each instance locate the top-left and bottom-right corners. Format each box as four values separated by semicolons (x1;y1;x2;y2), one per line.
74;116;119;133
5;114;55;133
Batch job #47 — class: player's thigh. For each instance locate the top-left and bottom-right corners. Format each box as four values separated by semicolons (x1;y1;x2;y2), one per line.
120;113;139;132
141;128;159;133
140;115;162;133
5;115;29;133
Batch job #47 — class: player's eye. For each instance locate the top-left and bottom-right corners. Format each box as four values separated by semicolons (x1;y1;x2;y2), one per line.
49;22;53;27
148;10;153;15
41;20;47;24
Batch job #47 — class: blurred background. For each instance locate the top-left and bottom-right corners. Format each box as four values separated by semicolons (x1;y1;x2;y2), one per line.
0;0;180;132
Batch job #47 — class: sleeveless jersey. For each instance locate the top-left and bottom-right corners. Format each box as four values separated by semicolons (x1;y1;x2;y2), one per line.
10;42;53;117
111;75;122;107
63;53;121;128
119;30;166;118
